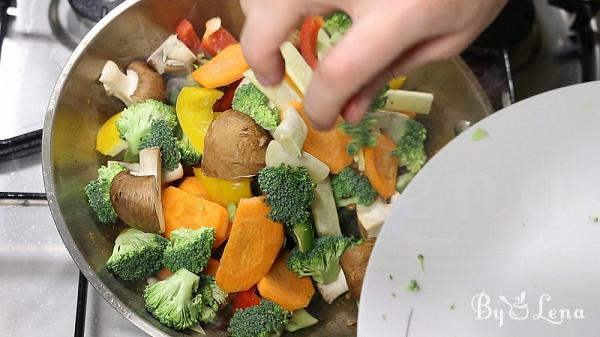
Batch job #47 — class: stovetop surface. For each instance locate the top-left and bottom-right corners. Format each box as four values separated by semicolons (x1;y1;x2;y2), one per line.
0;0;599;336
0;153;145;336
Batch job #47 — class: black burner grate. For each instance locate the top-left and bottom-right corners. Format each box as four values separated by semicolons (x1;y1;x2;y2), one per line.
68;0;125;22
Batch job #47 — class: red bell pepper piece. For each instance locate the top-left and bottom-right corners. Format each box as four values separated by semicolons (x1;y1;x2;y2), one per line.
176;19;203;54
231;287;262;310
300;16;324;69
202;28;238;57
214;79;242;112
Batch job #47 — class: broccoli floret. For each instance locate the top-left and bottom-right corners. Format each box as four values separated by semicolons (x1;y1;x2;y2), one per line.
178;135;201;167
228;300;291;337
330;167;378;207
258;165;315;252
196;275;228;324
105;228;169;281
117;99;178;157
163;228;214;274
369;85;389;111
323;12;352;44
143;268;202;330
139;119;181;171
232;83;280;130
339;112;380;156
84;164;127;223
287;236;352;284
392;119;427;173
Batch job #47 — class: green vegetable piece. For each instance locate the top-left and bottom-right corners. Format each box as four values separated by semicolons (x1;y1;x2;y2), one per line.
228;300;291;337
139;119;181;171
392;119;427;173
84;163;127;223
178;135;202;167
143;268;202;330
396;171;416;193
258;165;316;251
105;228;169;281
407;279;421;292
196;275;228;324
117;99;178;157
339;112;380;156
227;202;238;223
232;83;280;130
418;254;425;272
369;86;389;112
323;12;352;44
472;127;489;141
285;309;319;333
330;167;378;207
163;228;215;274
287;236;352;284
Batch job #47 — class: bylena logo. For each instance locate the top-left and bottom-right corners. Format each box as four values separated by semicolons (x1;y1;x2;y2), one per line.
471;291;585;327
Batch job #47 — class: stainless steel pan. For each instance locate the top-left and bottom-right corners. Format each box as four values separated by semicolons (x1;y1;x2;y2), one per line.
42;1;492;336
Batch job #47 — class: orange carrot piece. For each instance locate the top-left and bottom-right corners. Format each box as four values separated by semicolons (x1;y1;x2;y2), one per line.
178;177;210;200
401;111;417;119
161;187;230;248
291;102;353;174
203;259;220;277
364;133;399;199
216;197;284;293
257;251;315;311
155;268;174;281
192;44;249;89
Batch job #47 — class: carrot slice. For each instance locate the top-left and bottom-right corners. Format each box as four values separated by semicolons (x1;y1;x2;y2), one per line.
364;133;399;199
216;197;284;293
257;251;315;311
203;258;220;277
192;44;249;89
291;102;353;174
178;177;210;200
161;187;230;248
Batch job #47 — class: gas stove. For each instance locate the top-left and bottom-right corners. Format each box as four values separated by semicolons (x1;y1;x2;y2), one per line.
0;1;599;337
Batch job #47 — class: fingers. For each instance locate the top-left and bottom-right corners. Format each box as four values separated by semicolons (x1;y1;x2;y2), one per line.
240;1;303;85
303;7;433;130
341;73;391;123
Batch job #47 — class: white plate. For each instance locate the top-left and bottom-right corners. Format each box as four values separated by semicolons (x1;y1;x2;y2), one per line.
359;81;600;337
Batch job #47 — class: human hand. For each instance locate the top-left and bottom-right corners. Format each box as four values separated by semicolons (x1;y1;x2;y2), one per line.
240;0;507;130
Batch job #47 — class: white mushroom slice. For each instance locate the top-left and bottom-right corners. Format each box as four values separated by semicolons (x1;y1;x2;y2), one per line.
203;17;222;39
99;60;139;106
357;198;392;239
147;35;197;74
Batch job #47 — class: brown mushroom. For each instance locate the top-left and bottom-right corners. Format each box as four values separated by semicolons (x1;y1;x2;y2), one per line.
340;239;376;300
128;61;166;103
201;110;270;180
110;148;165;233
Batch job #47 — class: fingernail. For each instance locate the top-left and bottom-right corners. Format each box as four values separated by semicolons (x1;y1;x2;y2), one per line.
255;73;280;87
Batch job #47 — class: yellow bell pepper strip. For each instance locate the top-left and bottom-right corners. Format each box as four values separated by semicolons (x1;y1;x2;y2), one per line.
96;112;128;157
175;87;223;154
193;168;253;207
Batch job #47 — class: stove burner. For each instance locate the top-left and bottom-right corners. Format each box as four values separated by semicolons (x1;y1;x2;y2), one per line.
68;0;125;22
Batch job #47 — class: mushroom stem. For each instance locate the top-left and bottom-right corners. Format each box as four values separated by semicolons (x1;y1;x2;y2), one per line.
99;60;139;106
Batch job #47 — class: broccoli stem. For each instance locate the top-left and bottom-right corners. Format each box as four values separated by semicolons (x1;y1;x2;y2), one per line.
293;222;315;253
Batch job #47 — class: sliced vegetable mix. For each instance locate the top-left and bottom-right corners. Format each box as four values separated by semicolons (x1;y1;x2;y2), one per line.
87;15;435;335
